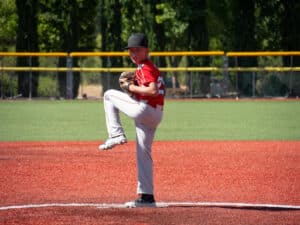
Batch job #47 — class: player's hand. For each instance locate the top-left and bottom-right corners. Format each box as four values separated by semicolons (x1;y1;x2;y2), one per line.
119;72;136;95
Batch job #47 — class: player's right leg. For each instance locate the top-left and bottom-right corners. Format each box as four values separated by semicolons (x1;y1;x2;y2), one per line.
99;89;145;150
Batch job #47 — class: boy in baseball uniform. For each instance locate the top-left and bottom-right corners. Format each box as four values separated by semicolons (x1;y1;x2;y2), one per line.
99;33;165;207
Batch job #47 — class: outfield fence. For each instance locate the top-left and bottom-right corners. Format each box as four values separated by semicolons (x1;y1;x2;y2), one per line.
0;51;300;99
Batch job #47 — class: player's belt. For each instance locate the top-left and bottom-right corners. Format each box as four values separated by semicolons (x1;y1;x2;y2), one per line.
140;100;163;111
156;105;163;111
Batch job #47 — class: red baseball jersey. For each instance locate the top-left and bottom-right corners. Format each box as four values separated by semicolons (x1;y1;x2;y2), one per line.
134;59;165;108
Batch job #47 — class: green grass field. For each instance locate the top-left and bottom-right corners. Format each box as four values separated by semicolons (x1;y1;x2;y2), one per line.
0;100;299;141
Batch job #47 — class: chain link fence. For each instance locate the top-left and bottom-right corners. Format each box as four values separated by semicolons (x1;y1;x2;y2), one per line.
1;52;300;99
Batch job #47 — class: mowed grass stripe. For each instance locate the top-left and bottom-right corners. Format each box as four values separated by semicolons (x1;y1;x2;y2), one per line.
160;100;300;140
0;100;299;141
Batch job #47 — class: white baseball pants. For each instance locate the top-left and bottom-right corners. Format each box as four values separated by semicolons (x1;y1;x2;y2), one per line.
103;89;163;195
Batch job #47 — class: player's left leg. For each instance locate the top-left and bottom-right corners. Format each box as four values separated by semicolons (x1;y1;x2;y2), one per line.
124;122;156;207
135;122;156;195
126;106;163;207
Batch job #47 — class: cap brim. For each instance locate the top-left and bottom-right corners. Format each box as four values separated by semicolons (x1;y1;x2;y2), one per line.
124;45;147;50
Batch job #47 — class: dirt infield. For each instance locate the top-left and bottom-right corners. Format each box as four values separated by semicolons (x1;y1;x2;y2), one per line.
0;141;299;225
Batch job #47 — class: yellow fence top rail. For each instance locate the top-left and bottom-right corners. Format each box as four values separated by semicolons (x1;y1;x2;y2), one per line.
227;51;300;57
1;51;300;57
70;52;128;57
2;66;300;73
1;51;300;58
0;52;67;57
70;51;225;57
0;51;225;57
150;51;224;56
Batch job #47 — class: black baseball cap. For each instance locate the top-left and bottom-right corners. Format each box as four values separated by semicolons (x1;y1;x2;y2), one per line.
124;33;148;49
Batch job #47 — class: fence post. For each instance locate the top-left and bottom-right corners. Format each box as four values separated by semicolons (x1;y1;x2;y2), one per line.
0;57;3;99
66;53;73;99
107;57;111;90
252;71;256;97
222;55;229;95
28;56;32;99
10;72;13;98
223;55;228;72
289;55;294;95
234;56;238;95
189;71;192;98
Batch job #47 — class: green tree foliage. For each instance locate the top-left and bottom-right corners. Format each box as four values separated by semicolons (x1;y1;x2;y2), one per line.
155;2;188;51
5;0;300;97
206;0;229;50
280;0;300;96
99;0;122;92
256;0;283;50
39;0;97;52
228;0;258;96
280;0;300;52
0;0;17;50
16;0;39;98
39;0;97;98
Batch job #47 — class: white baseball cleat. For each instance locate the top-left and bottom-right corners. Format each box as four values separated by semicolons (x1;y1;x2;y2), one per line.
99;135;127;150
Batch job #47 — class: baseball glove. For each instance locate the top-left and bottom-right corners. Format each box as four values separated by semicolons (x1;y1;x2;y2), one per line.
119;71;135;95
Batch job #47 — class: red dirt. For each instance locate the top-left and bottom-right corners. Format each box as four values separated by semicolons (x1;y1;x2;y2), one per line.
0;141;299;225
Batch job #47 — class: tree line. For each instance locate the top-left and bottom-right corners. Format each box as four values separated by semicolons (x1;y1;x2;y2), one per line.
0;0;299;97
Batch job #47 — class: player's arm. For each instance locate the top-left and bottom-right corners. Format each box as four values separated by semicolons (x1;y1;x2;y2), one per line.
129;82;158;97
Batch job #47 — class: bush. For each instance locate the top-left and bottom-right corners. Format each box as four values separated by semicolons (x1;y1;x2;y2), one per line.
37;74;58;97
257;74;288;97
0;73;17;98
